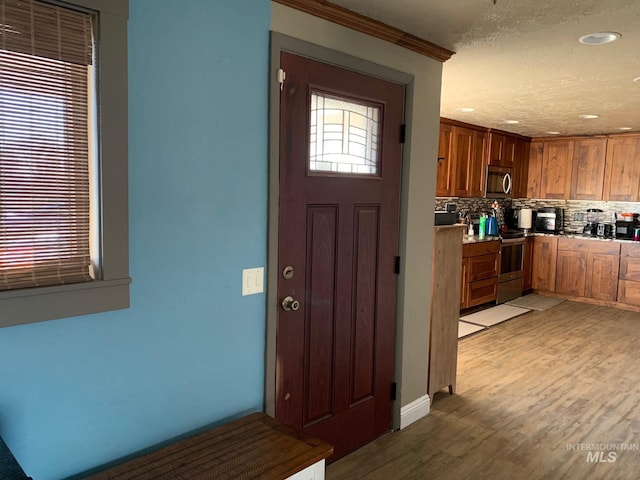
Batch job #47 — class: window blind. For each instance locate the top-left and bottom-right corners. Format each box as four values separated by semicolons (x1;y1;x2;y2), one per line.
0;0;94;290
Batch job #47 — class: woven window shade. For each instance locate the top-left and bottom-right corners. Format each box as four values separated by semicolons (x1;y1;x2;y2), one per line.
0;0;94;291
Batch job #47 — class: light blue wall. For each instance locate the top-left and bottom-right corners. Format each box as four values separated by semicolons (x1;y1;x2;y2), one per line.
0;1;271;478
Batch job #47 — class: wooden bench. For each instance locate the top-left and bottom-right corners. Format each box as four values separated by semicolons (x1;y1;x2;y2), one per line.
82;413;333;480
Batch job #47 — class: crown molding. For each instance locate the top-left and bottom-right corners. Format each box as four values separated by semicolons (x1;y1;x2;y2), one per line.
272;0;455;62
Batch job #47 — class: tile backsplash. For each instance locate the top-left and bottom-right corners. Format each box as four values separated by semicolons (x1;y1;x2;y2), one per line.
435;196;640;233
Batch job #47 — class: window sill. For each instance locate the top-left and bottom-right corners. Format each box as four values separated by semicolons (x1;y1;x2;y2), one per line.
0;278;131;328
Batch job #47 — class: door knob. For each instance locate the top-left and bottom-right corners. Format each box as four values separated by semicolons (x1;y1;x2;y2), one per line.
281;296;300;311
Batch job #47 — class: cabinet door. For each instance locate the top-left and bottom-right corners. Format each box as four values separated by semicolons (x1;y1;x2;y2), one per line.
585;253;619;301
451;127;475;197
470;130;488;198
512;138;530;198
465;278;498;308
540;140;573;199
436;123;453;196
488;133;504;167
603;135;640;202
532;236;558;291
467;253;499;281
502;135;516;168
570;137;606;200
527;141;544;198
555;249;587;297
522;236;534;291
618;280;640;306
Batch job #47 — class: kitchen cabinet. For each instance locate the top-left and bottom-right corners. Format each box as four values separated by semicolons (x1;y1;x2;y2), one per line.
461;240;500;309
437;121;487;197
531;236;557;292
488;132;516;168
436;123;453;196
429;225;465;399
570;137;607;200
603;135;640;202
552;238;620;302
522;236;534;291
527;140;544;198
555;247;587;297
540;139;573;199
512;138;531;198
618;243;640;306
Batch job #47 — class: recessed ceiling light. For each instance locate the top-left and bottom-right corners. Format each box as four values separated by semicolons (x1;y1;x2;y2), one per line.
457;107;475;112
503;120;520;124
578;32;622;45
579;114;600;119
546;131;561;135
634;77;640;83
618;127;633;131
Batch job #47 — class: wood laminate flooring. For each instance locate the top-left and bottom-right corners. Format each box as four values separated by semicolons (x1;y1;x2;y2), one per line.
327;301;640;480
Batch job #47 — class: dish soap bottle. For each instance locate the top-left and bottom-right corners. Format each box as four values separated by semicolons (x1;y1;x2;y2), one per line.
479;214;486;239
467;222;475;237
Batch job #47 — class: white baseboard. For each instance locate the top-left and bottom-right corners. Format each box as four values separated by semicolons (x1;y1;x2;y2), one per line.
399;394;430;429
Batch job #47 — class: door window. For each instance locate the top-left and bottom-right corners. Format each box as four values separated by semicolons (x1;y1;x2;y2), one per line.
309;91;380;175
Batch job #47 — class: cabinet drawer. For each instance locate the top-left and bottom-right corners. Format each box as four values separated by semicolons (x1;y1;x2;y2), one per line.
465;278;498;308
467;253;499;281
557;237;620;255
463;240;500;257
618;280;640;306
619;256;640;281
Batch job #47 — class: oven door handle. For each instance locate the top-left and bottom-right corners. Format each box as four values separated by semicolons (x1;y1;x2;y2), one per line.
500;237;526;244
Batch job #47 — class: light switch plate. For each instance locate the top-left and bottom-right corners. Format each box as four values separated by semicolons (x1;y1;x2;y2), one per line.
242;267;264;296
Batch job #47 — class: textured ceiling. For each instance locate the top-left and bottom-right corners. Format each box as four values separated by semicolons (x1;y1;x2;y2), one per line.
327;0;640;137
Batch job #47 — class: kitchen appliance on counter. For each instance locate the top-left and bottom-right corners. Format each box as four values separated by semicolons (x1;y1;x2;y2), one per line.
535;207;564;234
434;210;458;226
485;166;512;198
583;208;603;236
615;213;640;240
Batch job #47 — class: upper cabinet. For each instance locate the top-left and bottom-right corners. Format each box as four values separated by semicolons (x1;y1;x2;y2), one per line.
603;135;640;202
570;137;607;200
528;134;640;201
437;120;486;197
512;138;530;198
436;123;453;196
488;133;515;168
540;139;574;199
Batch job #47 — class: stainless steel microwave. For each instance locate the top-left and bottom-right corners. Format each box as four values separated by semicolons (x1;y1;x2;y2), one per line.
485;166;512;198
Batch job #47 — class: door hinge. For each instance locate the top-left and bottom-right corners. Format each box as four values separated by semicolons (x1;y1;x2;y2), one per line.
277;68;286;91
394;256;401;275
391;382;397;401
400;124;406;143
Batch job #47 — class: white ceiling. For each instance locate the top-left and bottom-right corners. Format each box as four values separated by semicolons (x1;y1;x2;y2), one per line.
327;0;640;137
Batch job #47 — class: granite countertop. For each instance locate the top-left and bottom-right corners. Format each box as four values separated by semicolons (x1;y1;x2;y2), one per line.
462;234;501;244
530;232;638;244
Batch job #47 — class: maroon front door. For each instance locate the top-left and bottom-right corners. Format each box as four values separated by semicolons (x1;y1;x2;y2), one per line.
276;52;404;460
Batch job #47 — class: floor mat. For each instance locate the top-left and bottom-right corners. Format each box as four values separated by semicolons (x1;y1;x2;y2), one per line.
460;304;531;327
505;294;566;311
458;321;487;338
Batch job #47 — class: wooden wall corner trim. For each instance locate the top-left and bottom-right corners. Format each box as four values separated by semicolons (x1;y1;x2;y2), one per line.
272;0;455;62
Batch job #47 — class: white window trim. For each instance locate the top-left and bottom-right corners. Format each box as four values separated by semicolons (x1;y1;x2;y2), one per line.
0;0;130;328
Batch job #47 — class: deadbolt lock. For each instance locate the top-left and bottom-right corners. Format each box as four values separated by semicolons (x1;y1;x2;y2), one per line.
281;296;300;312
282;265;294;280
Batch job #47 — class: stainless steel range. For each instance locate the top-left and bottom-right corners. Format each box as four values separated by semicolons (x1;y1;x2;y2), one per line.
497;233;525;304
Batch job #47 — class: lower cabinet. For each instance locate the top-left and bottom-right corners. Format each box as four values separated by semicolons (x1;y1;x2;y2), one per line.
522;236;535;291
531;236;558;292
618;244;640;306
555;238;620;301
461;240;500;309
